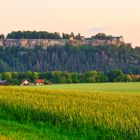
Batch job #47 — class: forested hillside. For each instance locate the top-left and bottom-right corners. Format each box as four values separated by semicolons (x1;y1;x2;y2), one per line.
0;45;140;74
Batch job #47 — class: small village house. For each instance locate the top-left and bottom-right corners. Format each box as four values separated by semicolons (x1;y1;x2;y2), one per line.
35;79;45;86
20;80;30;86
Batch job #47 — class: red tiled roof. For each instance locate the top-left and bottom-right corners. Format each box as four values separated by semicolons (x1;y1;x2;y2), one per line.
36;79;45;83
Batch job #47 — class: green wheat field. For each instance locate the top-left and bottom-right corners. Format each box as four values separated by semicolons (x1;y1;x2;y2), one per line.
0;83;140;140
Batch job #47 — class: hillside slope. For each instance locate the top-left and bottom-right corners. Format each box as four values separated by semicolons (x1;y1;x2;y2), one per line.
0;45;140;73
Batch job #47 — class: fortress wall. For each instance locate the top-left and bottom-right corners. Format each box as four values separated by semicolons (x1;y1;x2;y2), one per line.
47;39;67;47
1;39;68;48
90;39;107;46
0;38;126;48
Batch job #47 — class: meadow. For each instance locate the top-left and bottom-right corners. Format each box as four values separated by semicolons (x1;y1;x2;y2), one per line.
45;82;140;94
0;83;140;140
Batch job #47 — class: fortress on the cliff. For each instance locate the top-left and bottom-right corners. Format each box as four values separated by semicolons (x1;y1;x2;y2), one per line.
0;36;130;49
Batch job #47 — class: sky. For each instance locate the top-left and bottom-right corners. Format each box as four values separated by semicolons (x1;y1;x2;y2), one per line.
0;0;140;47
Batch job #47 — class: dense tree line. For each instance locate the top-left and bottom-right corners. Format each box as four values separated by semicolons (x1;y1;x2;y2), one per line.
6;31;62;39
5;31;112;40
5;31;83;40
1;31;124;41
0;45;139;74
1;70;139;85
91;33;113;40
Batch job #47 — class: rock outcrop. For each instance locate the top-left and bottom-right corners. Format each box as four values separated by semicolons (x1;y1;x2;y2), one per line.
0;36;129;48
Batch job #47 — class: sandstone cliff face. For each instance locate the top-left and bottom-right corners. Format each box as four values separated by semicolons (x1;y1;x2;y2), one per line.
0;39;68;48
0;37;126;48
0;39;4;46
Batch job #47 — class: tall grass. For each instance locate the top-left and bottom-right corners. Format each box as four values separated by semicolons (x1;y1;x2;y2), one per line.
0;86;140;139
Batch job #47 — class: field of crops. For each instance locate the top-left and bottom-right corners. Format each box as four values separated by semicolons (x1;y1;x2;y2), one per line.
0;83;140;140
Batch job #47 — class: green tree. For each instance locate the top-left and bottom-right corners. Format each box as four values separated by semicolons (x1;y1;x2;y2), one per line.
72;73;80;83
32;72;39;81
25;71;33;81
0;73;2;79
107;70;125;82
75;33;82;40
96;73;109;82
51;71;62;83
12;72;18;79
2;72;12;81
84;71;99;83
62;33;71;39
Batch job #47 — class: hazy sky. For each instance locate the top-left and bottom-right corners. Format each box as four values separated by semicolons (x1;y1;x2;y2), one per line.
0;0;140;46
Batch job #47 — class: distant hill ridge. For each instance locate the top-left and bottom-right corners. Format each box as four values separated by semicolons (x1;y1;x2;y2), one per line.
0;32;131;48
0;37;130;48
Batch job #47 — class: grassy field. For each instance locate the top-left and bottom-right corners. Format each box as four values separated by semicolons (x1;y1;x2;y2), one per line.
0;83;140;140
44;82;140;94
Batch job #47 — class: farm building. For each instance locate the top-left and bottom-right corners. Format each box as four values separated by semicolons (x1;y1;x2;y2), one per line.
35;79;45;86
0;80;9;86
20;80;30;86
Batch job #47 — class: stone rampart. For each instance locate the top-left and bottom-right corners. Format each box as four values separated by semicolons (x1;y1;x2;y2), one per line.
0;37;126;48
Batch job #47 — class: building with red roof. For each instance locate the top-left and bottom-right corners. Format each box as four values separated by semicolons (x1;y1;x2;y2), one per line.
35;79;45;86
